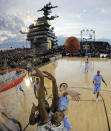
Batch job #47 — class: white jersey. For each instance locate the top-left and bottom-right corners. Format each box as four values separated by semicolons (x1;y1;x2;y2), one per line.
37;111;64;131
36;120;64;131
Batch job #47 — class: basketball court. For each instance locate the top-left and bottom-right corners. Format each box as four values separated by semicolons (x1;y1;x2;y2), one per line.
0;57;111;131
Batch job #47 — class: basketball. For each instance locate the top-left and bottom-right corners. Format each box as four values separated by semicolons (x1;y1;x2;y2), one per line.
64;37;80;52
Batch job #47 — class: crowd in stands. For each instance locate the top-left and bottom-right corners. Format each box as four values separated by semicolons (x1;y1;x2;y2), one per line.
0;41;111;70
61;41;111;57
0;48;57;70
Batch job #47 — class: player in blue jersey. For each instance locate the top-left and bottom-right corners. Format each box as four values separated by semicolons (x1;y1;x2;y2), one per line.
33;77;39;99
13;72;25;95
93;70;107;102
58;83;80;131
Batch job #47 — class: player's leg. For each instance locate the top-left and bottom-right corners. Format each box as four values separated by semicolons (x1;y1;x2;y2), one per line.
19;86;25;95
34;86;38;99
16;85;19;92
97;92;99;98
96;92;99;102
93;86;98;102
93;86;97;94
16;85;19;96
96;86;101;102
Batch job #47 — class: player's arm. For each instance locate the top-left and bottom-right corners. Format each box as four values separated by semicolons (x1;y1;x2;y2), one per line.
29;112;37;125
102;78;107;86
29;104;39;125
32;68;49;123
51;78;59;112
93;76;96;85
28;66;39;76
67;90;80;101
43;71;59;113
44;86;48;95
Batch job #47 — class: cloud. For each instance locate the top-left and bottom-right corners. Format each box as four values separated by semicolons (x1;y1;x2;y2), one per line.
0;0;111;47
0;37;7;42
83;9;87;13
69;13;81;19
52;21;82;36
24;12;37;26
0;14;25;33
101;8;107;13
96;7;111;14
0;13;25;44
0;30;26;44
52;16;96;37
96;8;106;14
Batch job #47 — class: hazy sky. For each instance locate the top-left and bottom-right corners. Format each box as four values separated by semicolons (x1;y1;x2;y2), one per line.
0;0;111;43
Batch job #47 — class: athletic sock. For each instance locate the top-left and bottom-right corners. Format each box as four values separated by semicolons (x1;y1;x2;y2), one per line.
96;98;98;102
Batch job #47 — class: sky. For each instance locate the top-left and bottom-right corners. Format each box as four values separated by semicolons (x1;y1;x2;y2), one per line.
0;0;111;46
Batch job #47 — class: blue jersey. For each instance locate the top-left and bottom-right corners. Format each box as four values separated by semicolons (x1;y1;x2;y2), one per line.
58;97;71;131
58;97;69;112
34;83;38;89
63;116;71;131
93;75;103;87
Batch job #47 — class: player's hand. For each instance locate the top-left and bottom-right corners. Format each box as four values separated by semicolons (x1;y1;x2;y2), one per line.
27;66;42;76
43;71;55;81
33;67;44;78
67;90;80;101
31;103;38;113
72;95;80;101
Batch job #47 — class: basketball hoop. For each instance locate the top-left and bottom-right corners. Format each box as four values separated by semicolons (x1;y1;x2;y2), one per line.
0;68;27;93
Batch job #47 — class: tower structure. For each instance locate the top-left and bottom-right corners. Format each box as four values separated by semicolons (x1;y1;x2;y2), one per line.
27;2;59;51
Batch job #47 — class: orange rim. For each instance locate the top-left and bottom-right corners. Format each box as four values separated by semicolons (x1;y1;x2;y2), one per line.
0;68;27;93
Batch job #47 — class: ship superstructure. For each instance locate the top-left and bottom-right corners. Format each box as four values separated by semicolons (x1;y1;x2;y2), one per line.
27;2;59;51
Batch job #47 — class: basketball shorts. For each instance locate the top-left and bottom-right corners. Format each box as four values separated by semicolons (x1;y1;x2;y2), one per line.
93;85;101;93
